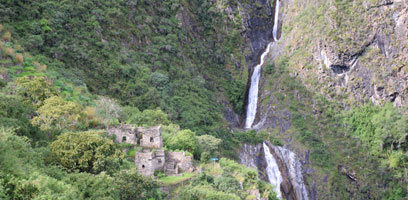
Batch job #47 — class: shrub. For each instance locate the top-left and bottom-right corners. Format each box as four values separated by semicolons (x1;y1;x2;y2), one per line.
31;96;83;132
50;131;124;174
2;31;11;41
5;47;14;57
15;53;23;64
196;134;222;157
12;76;58;108
165;129;198;154
114;168;163;200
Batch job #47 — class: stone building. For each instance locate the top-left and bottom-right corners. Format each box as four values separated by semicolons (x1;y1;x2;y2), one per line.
107;124;194;176
135;149;166;176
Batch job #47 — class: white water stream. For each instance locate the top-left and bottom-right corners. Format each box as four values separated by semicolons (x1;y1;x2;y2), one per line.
245;0;280;128
263;142;283;199
245;43;273;128
273;0;280;41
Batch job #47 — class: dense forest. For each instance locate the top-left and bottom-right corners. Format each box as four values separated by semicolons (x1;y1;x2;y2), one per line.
1;0;408;199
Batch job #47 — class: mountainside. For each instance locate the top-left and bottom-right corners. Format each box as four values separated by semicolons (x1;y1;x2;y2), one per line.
1;0;408;199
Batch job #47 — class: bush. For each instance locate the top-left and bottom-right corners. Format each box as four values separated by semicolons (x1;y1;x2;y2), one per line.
178;185;240;200
11;76;58;108
50;131;124;174
165;129;198;154
196;134;222;157
114;168;164;200
31;96;83;132
200;152;211;163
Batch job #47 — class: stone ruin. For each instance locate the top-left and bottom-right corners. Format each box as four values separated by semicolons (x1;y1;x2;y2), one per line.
106;125;194;176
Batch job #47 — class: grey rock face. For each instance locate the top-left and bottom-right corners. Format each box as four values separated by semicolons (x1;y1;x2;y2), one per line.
239;142;311;200
229;0;275;68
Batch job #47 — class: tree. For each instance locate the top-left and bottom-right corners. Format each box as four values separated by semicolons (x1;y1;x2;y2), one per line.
196;134;222;156
11;76;58;108
95;97;122;127
31;96;83;132
166;129;198;154
122;107;170;127
50;131;124;174
67;172;119;199
114;168;163;200
0;95;42;139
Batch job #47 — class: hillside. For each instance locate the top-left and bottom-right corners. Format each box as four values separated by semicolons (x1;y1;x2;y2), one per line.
1;0;408;199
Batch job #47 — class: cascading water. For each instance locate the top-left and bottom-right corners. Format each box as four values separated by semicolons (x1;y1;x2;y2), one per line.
274;146;310;200
245;0;280;128
273;0;280;41
263;142;283;199
245;43;273;128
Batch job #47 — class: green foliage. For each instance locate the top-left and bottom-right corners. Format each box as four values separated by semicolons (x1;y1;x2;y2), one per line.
196;134;222;157
214;176;241;193
122;107;170;127
66;172;119;200
11;76;58;108
159;172;194;186
345;103;408;156
200;152;211;163
1;0;247;136
31;96;83;132
345;103;408;180
178;185;241;200
0;128;80;199
50;131;124;174
165;129;198;154
114;168;163;200
0;95;42;140
234;130;270;145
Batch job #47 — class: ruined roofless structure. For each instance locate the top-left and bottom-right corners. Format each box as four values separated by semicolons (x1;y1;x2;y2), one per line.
106;125;163;148
106;125;193;176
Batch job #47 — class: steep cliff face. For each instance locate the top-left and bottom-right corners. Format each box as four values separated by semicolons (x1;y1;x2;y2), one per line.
250;0;408;199
271;0;408;107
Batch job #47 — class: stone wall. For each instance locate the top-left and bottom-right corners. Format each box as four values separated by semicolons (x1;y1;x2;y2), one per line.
139;126;163;148
135;149;166;176
106;124;138;145
165;152;193;174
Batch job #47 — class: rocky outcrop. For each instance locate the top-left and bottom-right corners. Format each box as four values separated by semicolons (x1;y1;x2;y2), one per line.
226;0;276;68
273;0;408;107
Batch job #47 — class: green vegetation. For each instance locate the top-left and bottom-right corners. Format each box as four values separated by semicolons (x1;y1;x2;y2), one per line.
176;159;278;200
1;0;407;199
50;131;124;174
261;48;408;198
0;0;248;136
345;103;408;181
159;173;195;186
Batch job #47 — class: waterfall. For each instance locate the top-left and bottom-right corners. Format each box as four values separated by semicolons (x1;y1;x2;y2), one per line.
245;43;273;128
273;0;280;41
274;146;310;200
263;142;283;199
